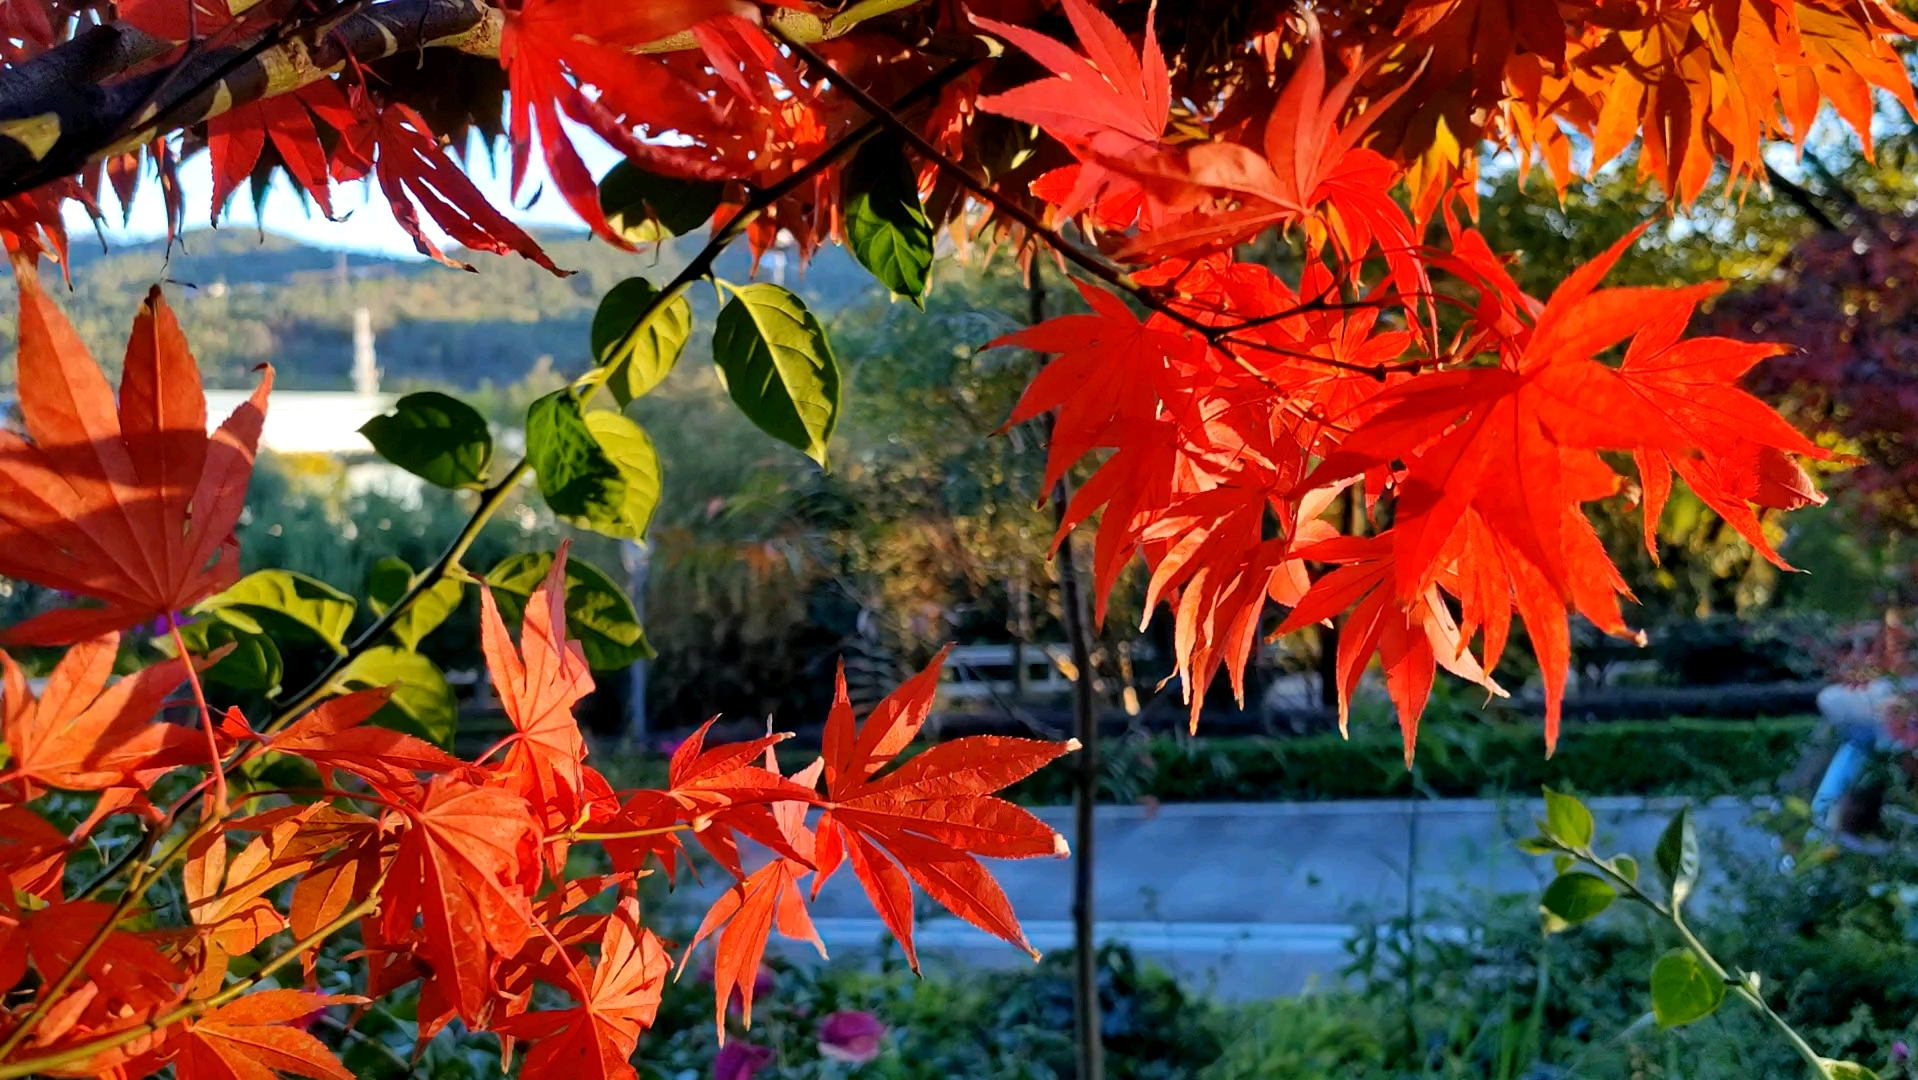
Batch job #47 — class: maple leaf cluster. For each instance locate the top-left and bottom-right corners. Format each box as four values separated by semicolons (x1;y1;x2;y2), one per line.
974;0;1835;758
0;273;1074;1079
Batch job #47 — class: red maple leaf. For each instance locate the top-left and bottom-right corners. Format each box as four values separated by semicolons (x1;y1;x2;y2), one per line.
380;777;539;1025
598;719;819;883
207;80;356;219
499;0;744;245
0;899;184;1010
479;549;595;827
167;990;361;1080
1275;532;1504;760
682;753;824;1035
811;649;1073;970
974;0;1171;229
348;98;563;275
0;277;270;645
261;686;466;795
0;633;200;794
494;895;669;1080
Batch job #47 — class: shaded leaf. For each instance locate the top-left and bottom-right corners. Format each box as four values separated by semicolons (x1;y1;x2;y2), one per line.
1540;871;1614;929
488;551;652;670
842;137;932;305
600;160;724;242
359;390;493;490
197;569;355;655
593;277;692;405
1656;806;1699;909
526;393;663;540
713;283;841;467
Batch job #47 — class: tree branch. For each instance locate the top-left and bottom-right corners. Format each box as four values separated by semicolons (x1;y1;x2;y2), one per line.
0;0;493;201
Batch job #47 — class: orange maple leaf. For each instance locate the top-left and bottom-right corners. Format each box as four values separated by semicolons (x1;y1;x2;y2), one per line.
494;895;670;1080
0;277;270;645
168;990;362;1080
811;649;1074;971
0;633;200;794
380;777;539;1026
479;548;595;827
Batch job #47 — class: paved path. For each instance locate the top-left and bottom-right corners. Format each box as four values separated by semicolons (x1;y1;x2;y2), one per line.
658;797;1772;1000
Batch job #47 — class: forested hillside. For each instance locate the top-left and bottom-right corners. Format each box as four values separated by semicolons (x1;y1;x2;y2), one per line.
0;228;877;388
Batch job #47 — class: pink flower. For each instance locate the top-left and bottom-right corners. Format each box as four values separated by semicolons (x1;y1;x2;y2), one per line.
817;1010;886;1064
714;1042;774;1080
1894;1041;1911;1063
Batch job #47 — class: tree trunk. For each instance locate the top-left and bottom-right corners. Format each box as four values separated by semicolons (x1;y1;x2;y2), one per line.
1031;260;1103;1080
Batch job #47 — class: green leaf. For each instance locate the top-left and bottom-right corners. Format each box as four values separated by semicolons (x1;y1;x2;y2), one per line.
337;646;457;748
592;277;692;406
525;393;663;540
1516;835;1557;856
1656;806;1700;909
1540;872;1615;929
1650;948;1725;1028
366;557;413;612
358;391;493;490
176;619;282;694
1611;853;1639;883
486;552;653;670
599;161;724;242
196;570;356;654
1822;1060;1883;1080
713;282;842;467
1541;786;1595;850
842;136;933;305
366;558;464;653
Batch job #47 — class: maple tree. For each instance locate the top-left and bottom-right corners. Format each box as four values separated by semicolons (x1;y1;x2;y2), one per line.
0;0;1907;1075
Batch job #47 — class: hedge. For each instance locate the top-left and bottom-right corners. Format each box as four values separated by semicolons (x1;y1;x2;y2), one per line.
1004;717;1819;804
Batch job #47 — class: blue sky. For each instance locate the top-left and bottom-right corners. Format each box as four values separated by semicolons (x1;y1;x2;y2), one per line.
61;130;622;258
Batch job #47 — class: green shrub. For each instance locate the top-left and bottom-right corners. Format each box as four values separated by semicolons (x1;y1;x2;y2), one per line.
1005;717;1816;804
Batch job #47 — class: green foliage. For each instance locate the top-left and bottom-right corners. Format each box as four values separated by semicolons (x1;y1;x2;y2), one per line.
337;645;457;747
713;282;843;466
1656;806;1700;909
1650;948;1724;1027
526;392;663;540
636;944;1224;1080
195;568;356;654
1541;872;1617;929
486;551;651;669
364;556;465;652
1004;718;1817;804
598;161;724;243
591;277;691;405
172;618;283;693
843;136;934;305
359;391;493;490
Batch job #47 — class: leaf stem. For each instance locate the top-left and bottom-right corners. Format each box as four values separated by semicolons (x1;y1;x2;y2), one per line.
170;618;227;813
1563;843;1837;1079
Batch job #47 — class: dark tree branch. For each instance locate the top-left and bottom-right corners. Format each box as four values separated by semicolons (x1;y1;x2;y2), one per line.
0;0;493;200
1765;163;1841;232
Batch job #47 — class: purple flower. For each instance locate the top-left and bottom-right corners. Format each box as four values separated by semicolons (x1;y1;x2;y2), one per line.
817;1010;886;1064
1894;1041;1911;1063
714;1042;774;1080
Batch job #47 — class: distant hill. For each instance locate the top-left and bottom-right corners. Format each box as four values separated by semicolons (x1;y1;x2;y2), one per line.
3;228;882;390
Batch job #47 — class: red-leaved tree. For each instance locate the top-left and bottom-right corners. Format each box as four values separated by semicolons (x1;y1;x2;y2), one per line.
0;0;1906;1076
